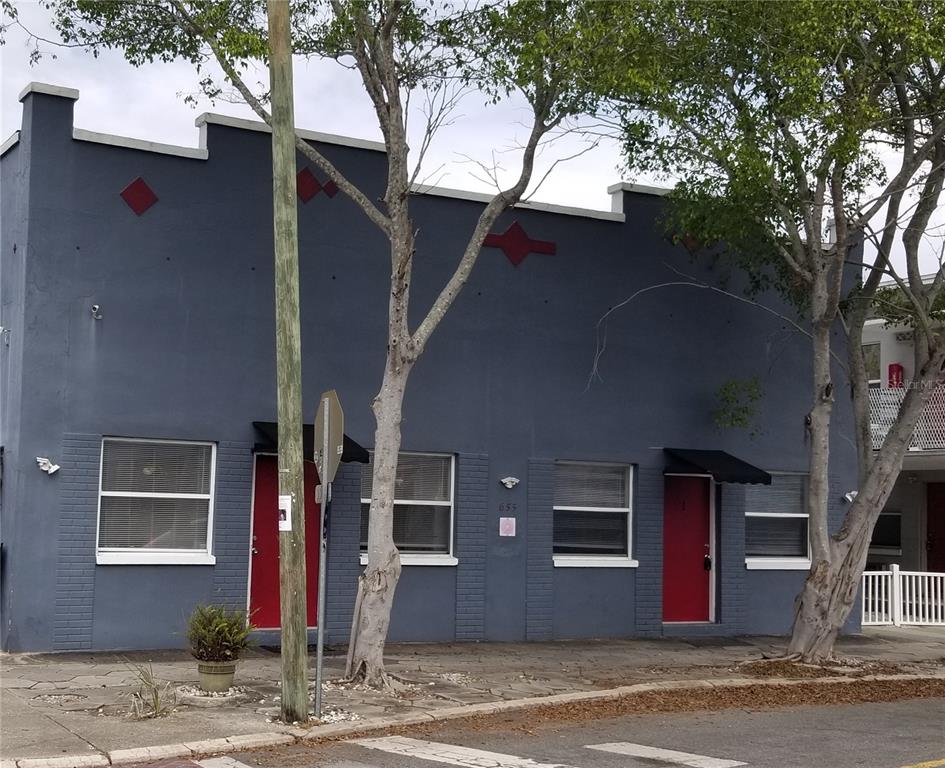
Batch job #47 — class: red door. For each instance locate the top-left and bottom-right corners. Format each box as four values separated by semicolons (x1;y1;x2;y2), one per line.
663;476;711;622
249;455;320;629
927;484;945;573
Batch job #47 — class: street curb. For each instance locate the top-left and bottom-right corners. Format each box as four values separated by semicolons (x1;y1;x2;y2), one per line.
8;672;945;767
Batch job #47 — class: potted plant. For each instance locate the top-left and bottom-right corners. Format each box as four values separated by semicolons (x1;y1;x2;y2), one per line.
187;604;255;693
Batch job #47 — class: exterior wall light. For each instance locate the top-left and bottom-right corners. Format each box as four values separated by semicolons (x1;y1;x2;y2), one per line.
499;476;519;489
36;457;60;475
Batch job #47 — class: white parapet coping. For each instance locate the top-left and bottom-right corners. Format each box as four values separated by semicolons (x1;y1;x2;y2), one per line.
412;184;625;222
72;128;208;160
0;131;20;157
195;111;387;153
9;83;650;221
18;82;80;102
607;181;673;215
607;181;673;197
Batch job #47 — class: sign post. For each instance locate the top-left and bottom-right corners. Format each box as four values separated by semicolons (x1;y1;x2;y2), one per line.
313;389;343;718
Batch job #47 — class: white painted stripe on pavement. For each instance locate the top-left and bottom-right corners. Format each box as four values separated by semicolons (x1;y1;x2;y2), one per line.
352;736;577;768
586;742;746;768
197;758;255;768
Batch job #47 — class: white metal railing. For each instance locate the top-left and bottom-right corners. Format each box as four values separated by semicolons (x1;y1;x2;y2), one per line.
862;565;945;626
869;385;945;450
862;570;895;625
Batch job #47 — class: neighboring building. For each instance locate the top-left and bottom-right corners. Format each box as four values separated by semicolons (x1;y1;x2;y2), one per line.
862;318;945;574
0;83;859;653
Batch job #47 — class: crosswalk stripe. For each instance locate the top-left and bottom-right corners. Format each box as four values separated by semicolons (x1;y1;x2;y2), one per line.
352;736;578;768
586;741;746;768
196;759;255;768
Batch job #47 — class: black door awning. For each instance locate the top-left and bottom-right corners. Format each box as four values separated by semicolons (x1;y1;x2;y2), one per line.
252;421;370;464
664;448;771;485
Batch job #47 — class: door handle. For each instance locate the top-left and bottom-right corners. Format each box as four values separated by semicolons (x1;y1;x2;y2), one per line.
251;547;258;555
703;554;712;571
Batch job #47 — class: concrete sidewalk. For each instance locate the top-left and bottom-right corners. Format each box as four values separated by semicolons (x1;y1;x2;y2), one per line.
1;628;943;765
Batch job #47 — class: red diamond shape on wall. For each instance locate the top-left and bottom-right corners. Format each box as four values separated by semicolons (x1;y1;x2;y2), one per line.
483;221;556;267
120;177;158;216
297;168;322;203
297;168;338;203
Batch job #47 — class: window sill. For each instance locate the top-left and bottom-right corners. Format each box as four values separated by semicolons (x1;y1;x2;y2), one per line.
745;558;810;571
553;556;639;568
97;551;216;566
359;553;458;567
869;546;902;556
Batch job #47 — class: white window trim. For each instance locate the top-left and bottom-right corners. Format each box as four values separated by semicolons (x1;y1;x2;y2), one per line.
552;461;633;565
744;472;810;569
360;451;457;564
96;437;216;565
359;553;458;567
553;555;638;568
97;551;216;566
863;342;882;388
745;558;811;570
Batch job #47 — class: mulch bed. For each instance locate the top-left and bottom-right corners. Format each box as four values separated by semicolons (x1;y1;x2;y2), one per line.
401;677;945;734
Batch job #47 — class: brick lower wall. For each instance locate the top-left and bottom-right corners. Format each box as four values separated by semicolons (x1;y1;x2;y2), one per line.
54;433;100;650
211;441;253;608
324;462;362;645
526;458;554;640
634;466;664;636
455;454;488;640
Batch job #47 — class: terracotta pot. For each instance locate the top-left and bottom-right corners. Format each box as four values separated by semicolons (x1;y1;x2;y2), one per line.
196;660;237;693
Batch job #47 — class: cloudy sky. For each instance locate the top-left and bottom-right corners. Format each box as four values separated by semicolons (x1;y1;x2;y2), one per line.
1;2;634;213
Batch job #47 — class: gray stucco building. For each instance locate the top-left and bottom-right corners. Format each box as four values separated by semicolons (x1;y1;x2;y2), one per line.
0;83;858;652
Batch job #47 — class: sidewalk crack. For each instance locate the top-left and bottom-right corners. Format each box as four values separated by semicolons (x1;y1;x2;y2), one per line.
42;710;107;756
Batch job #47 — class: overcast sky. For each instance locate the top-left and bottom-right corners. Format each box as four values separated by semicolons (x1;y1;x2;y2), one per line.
2;2;635;213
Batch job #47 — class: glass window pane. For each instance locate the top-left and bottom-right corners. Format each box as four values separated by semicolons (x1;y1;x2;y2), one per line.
553;509;628;555
98;496;209;550
745;516;808;557
745;474;806;515
863;343;881;383
360;454;451;502
871;513;902;548
554;464;628;508
360;503;451;554
102;440;212;495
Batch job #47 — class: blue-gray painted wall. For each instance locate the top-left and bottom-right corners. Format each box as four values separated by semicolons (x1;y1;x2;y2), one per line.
0;87;859;652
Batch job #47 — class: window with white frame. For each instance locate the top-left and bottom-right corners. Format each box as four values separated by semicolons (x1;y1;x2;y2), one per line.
869;511;902;555
97;438;216;564
745;473;810;568
553;462;632;560
863;343;882;388
360;453;454;557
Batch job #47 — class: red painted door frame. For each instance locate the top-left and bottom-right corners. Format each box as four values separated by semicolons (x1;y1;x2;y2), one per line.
662;475;713;622
927;483;945;573
248;455;321;630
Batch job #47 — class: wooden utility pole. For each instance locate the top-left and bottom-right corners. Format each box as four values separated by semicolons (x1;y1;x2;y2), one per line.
268;0;308;723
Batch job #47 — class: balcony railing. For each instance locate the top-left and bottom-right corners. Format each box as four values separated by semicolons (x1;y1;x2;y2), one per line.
862;566;945;626
869;385;945;451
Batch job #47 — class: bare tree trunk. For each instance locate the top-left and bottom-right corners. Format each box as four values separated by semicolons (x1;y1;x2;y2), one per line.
789;357;944;660
846;319;874;478
345;360;409;687
788;308;835;659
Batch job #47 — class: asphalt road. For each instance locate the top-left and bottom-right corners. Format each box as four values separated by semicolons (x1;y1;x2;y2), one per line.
234;698;945;768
